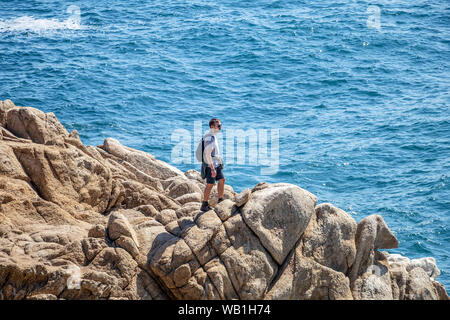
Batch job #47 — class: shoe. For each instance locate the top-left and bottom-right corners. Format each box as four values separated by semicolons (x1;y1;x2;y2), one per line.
200;202;212;212
218;197;224;203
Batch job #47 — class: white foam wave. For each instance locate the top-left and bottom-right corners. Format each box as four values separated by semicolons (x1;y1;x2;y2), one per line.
0;5;82;33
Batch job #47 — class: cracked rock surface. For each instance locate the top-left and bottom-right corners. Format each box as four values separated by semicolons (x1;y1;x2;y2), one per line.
0;100;448;300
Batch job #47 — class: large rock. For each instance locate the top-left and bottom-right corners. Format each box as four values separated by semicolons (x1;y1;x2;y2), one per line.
388;254;441;280
388;253;449;300
213;199;238;222
300;203;356;274
107;211;140;256
184;169;204;183
404;267;445;300
351;251;394;300
165;177;202;199
120;180;180;211
349;215;398;282
102;138;184;180
0;100;15;127
103;203;280;300
140;208;278;300
241;183;317;265
235;188;251;207
348;216;404;300
175;193;202;205
6;106;69;145
408;257;441;280
0;144;30;181
0;176;83;227
0;100;448;300
11;143;114;214
221;213;278;299
264;241;353;300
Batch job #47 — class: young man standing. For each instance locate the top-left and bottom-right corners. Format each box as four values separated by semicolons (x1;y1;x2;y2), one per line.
200;118;225;212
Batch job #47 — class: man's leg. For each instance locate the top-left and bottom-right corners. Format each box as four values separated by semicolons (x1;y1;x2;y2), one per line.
215;165;225;203
217;178;225;200
201;183;214;211
203;183;214;202
201;165;216;211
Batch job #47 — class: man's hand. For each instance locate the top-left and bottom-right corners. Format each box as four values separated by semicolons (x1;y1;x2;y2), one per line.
210;166;217;178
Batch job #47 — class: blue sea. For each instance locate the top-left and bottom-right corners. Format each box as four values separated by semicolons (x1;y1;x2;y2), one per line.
0;0;449;290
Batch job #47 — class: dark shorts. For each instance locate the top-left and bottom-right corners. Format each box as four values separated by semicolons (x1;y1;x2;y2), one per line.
205;164;225;184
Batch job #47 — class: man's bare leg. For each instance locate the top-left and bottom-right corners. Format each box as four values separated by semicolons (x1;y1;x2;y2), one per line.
217;178;225;200
203;183;214;202
201;183;215;211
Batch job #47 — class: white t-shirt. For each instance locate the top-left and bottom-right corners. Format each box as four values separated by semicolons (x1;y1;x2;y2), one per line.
203;131;222;168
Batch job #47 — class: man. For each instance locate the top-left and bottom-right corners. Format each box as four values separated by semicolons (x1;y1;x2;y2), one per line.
200;118;225;212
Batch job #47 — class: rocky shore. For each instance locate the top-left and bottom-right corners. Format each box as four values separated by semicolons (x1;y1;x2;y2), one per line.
0;99;448;300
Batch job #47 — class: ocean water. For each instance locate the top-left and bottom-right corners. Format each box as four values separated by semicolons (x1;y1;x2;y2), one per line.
0;0;449;290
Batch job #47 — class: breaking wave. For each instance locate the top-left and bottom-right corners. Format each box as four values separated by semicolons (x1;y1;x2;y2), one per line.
0;5;82;33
